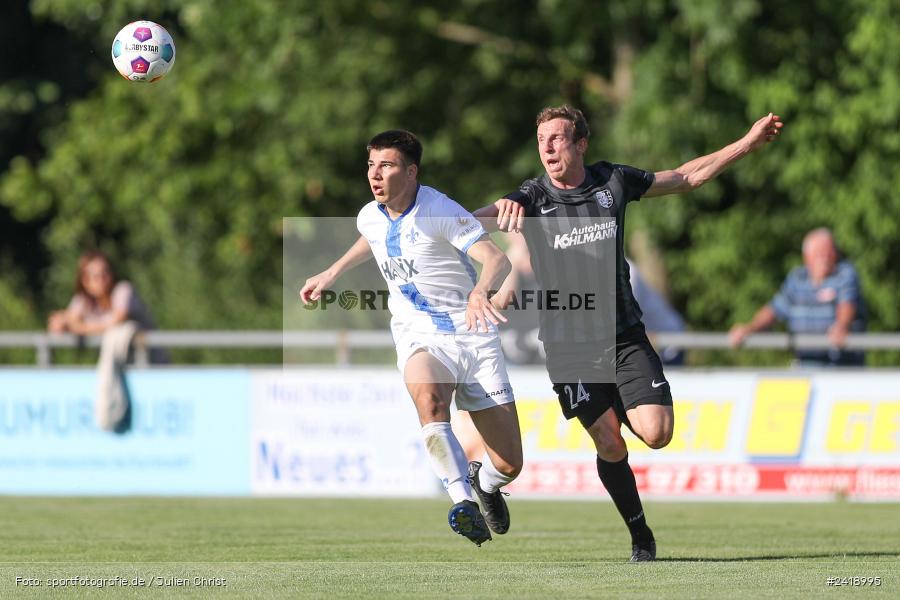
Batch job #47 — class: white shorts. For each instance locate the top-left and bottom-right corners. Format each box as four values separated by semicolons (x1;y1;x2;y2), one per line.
395;331;515;412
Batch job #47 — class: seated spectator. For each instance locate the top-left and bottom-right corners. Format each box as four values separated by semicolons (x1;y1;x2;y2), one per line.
729;228;865;366
47;250;163;432
627;258;686;365
47;250;157;338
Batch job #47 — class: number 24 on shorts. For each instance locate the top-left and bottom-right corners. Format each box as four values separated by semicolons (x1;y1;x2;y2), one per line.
563;381;591;409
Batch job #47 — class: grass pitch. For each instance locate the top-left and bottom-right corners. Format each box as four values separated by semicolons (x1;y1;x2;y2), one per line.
1;497;898;598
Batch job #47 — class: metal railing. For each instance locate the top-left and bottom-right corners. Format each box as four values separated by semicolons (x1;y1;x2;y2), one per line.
1;330;900;367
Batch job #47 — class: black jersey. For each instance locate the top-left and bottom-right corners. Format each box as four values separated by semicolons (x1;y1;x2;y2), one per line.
506;161;654;343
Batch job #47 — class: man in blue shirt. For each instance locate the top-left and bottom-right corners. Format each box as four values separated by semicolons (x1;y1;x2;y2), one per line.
729;228;865;365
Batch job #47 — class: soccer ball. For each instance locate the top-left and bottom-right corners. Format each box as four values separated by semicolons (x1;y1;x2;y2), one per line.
111;21;176;82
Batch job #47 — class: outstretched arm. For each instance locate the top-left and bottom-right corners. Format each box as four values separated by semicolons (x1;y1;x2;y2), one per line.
299;235;372;304
473;204;501;232
474;199;525;233
729;304;778;347
645;113;784;198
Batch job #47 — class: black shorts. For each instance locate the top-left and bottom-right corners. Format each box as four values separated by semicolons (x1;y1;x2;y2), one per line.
544;323;673;429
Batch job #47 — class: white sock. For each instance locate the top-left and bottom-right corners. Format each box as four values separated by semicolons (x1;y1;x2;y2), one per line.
477;453;516;494
421;421;475;503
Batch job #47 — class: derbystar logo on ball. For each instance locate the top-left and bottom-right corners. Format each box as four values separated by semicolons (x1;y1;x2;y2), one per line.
111;20;176;83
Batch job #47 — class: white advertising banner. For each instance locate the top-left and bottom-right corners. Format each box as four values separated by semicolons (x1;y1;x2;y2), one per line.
251;368;900;499
251;369;437;496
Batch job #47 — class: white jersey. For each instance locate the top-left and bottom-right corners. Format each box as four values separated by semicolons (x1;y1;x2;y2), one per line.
357;185;486;337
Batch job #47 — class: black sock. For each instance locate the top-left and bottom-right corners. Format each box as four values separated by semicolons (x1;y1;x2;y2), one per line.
596;453;653;543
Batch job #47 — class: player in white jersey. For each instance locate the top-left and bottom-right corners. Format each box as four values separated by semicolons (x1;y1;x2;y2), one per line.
300;130;522;546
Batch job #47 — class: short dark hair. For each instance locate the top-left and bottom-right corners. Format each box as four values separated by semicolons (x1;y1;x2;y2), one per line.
535;104;590;142
366;130;423;167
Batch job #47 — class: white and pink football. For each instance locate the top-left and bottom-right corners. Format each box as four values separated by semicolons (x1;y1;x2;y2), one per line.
111;21;176;83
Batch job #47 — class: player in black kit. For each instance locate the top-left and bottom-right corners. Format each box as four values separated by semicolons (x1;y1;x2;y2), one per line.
475;105;782;561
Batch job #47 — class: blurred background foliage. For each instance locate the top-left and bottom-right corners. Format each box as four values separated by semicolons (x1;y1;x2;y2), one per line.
1;0;897;365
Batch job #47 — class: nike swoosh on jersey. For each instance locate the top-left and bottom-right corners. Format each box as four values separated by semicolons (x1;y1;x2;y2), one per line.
651;380;668;388
540;205;558;214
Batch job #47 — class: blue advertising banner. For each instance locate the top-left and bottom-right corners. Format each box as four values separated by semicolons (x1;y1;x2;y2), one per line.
0;369;251;495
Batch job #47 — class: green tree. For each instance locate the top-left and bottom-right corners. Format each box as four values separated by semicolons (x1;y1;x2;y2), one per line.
607;0;899;364
1;0;897;365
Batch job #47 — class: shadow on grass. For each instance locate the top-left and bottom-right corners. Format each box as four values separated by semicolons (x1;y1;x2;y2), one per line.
657;551;900;562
